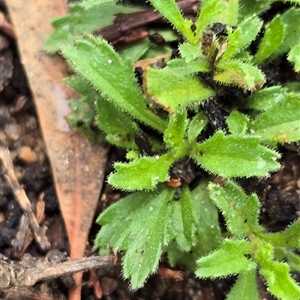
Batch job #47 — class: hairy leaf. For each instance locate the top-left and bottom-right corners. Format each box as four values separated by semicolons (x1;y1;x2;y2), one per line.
95;98;139;148
108;153;175;190
167;179;222;270
196;0;238;37
273;7;300;57
45;4;139;53
227;271;259;300
166;58;210;76
146;67;215;113
288;43;300;72
180;185;197;246
64;75;105;141
96;188;174;289
254;15;285;64
122;188;175;289
238;0;275;20
195;0;226;37
80;0;118;9
260;220;300;248
286;251;300;272
119;39;152;63
260;261;300;300
221;16;263;61
62;34;167;132
247;86;288;111
68;99;105;142
191;180;221;256
164;109;188;148
95;191;155;250
179;43;202;62
208;181;262;236
254;241;300;299
169;201;192;251
148;0;195;43
221;0;239;26
238;0;300;20
192;131;280;178
249;93;300;143
187;111;209;141
196;239;256;278
214;60;265;90
226;110;249;135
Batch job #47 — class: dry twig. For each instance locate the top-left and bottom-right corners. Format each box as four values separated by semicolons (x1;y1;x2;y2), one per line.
92;0;200;47
0;146;50;251
0;254;114;289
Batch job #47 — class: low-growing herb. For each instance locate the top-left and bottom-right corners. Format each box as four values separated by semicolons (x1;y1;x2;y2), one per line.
47;0;300;298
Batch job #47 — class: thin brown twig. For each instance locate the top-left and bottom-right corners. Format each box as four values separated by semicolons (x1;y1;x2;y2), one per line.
92;0;200;46
0;146;50;251
0;255;114;289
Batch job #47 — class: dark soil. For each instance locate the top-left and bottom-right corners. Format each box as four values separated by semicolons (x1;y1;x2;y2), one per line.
0;1;299;300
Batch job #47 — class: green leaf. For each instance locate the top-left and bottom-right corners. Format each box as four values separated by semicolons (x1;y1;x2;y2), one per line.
260;220;300;248
167;180;221;270
180;185;197;246
238;0;274;20
64;74;95;96
62;34;167;132
119;39;152;63
192;131;280;178
221;0;239;26
196;0;226;36
164;109;188;148
272;7;300;58
260;261;300;300
286;251;300;272
221;16;263;61
254;15;285;64
166;58;210;76
288;43;300;72
96;188;175;289
196;239;256;278
108;153;175;190
226;271;259;300
95;190;155;250
148;0;195;43
168;186;198;252
226;110;249;135
67;99;105;142
214;60;265;90
95;98;139;148
254;241;300;300
247;86;288;111
122;188;175;289
197;0;238;36
45;4;140;53
146;67;215;113
208;181;262;236
179;43;202;62
187;111;209;142
64;75;105;141
169;201;192;251
191;180;222;256
80;0;117;9
196;0;239;40
249;93;300;143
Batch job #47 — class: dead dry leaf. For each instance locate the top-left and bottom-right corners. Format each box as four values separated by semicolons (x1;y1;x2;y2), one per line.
5;1;109;299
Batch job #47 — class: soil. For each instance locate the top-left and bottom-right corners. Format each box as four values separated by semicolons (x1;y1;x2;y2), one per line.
0;1;299;300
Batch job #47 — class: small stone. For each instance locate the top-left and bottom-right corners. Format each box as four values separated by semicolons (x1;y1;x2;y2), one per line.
18;146;38;164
